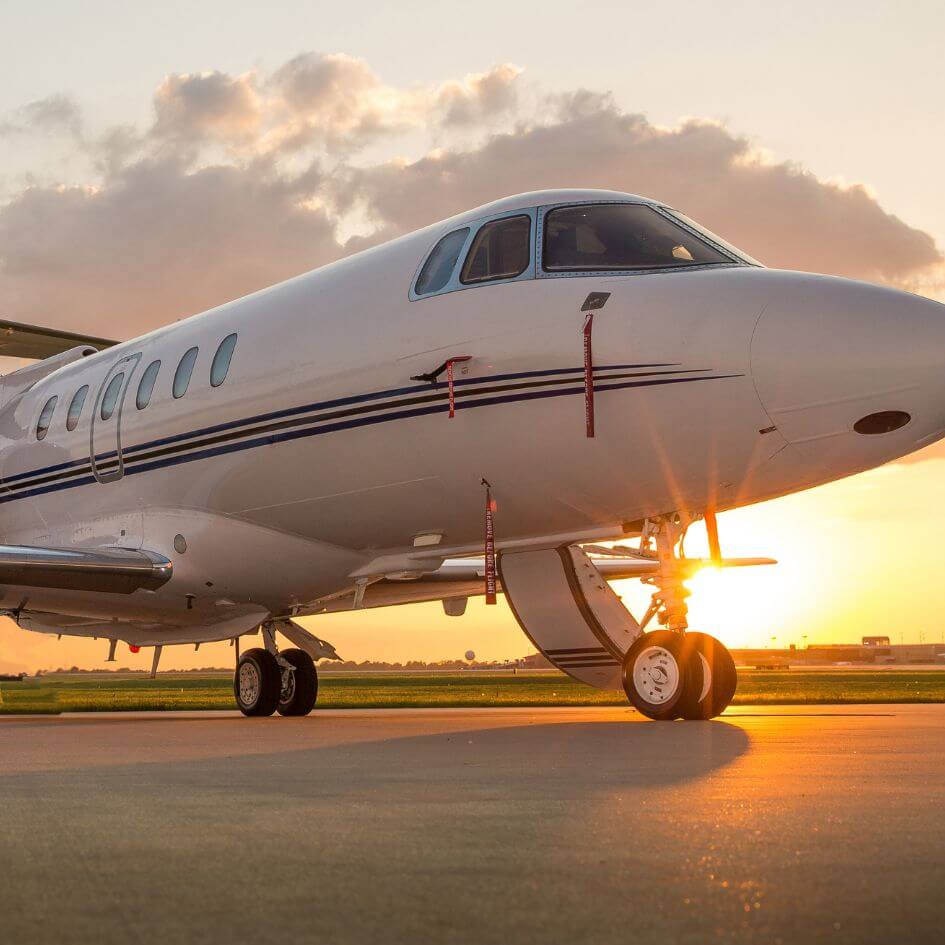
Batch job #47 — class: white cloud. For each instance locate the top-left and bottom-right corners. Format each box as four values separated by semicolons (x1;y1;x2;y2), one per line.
153;71;260;144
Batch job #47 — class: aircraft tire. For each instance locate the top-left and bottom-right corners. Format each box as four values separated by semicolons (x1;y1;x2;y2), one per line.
235;647;281;717
277;648;319;717
677;632;738;720
622;630;698;720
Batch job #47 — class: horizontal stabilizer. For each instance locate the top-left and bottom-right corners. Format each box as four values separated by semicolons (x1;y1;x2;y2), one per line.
0;544;172;594
0;318;117;360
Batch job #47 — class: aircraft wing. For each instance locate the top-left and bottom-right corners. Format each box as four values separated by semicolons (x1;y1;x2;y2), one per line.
0;545;172;595
316;554;776;613
0;318;118;360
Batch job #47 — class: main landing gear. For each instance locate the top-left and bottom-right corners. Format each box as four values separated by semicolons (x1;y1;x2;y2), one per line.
235;623;319;717
621;516;737;720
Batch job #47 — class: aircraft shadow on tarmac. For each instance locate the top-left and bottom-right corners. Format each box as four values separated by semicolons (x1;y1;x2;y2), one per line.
0;716;751;795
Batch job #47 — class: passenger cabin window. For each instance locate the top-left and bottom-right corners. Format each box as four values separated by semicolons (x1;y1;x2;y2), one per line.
210;334;237;387
99;373;125;421
36;396;58;440
173;347;198;399
543;204;731;272
66;386;88;431
136;360;161;409
460;215;531;284
415;228;469;295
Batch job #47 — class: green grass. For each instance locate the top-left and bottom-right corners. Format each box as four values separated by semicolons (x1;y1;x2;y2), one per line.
3;669;945;714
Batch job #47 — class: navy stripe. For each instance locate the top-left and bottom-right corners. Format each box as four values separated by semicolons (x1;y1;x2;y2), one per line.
552;661;620;669
0;372;740;505
0;362;676;487
3;366;706;495
554;653;621;662
119;362;678;457
545;646;609;655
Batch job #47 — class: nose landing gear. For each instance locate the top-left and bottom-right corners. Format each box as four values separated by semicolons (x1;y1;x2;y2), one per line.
622;516;738;720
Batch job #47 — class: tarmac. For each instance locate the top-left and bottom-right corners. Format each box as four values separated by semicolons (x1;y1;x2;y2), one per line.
1;704;944;944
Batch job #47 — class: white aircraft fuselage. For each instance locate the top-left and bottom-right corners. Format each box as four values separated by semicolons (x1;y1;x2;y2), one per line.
1;188;942;648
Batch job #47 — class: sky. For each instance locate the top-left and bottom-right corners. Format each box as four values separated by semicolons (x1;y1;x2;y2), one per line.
0;0;944;672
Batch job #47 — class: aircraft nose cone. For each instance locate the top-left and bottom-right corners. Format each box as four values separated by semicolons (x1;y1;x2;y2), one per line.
751;271;945;464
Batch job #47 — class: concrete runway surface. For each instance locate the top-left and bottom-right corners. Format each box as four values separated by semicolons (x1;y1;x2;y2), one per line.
2;705;944;945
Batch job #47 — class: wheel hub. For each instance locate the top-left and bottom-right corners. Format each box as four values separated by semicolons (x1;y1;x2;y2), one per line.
280;668;296;706
238;662;261;707
632;645;680;705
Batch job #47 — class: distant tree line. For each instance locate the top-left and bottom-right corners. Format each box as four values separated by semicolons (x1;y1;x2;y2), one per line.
39;653;553;675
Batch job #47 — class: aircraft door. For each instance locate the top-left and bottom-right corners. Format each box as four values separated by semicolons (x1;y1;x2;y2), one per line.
90;353;140;483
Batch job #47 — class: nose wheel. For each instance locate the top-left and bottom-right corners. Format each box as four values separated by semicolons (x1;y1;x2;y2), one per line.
676;631;737;720
622;630;736;720
622;630;692;719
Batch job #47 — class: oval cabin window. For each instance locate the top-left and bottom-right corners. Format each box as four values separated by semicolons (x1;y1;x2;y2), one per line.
36;396;58;440
66;386;89;431
100;373;125;421
210;334;237;387
173;347;199;399
137;360;161;409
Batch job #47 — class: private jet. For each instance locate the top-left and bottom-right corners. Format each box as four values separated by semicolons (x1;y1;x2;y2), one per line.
1;189;941;719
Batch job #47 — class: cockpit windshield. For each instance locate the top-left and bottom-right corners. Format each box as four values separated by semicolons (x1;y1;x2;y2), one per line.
661;209;762;266
543;204;738;272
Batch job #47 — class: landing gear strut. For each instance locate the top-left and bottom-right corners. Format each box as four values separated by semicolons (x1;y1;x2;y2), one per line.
234;622;319;717
621;515;737;720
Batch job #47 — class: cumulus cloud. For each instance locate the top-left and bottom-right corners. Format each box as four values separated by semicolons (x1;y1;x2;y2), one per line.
0;94;83;140
0;157;343;338
144;54;522;155
0;55;940;347
153;71;260;144
436;64;522;127
264;54;521;151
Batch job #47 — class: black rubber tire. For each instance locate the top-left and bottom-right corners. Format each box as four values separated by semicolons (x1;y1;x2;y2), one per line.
277;648;318;717
677;632;738;720
235;647;281;717
622;630;698;720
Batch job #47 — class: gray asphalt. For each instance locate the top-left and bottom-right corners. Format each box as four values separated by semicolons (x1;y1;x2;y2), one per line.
1;705;944;945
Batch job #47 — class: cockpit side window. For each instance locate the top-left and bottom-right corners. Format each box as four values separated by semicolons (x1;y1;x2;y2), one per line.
460;215;531;284
543;204;732;273
415;228;470;296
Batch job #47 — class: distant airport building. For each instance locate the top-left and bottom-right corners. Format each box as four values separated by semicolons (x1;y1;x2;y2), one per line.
732;641;945;667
